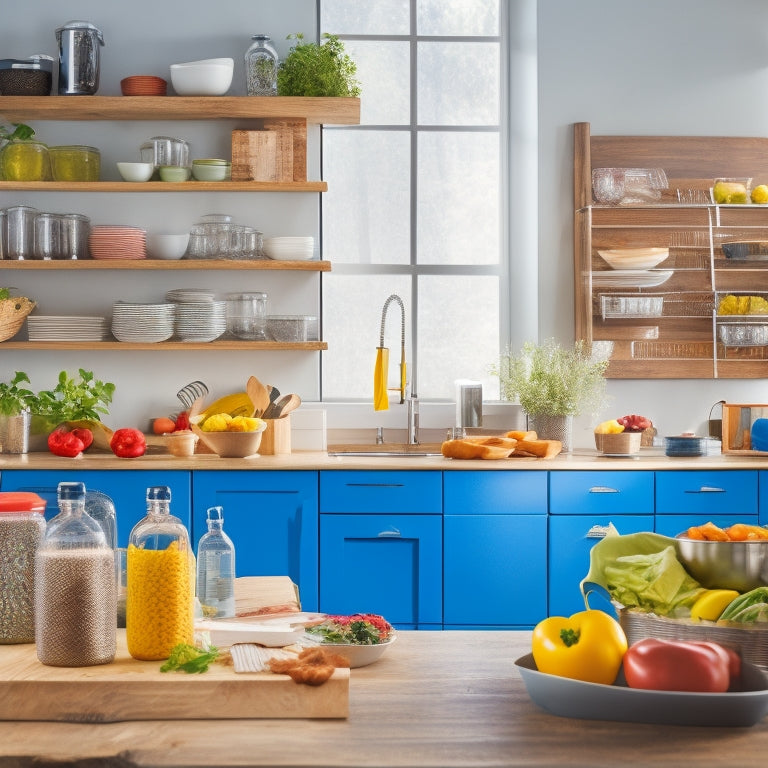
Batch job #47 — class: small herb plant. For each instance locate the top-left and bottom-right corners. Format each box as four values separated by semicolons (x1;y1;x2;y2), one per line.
34;368;115;424
491;339;608;417
0;371;35;417
277;33;361;97
0;122;36;145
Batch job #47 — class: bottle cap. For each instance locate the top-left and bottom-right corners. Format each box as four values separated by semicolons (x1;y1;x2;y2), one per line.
58;481;86;500
207;505;224;522
146;486;171;501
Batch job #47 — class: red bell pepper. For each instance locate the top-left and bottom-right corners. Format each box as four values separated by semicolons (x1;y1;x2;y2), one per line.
70;427;94;451
48;427;86;458
110;427;146;458
173;411;190;432
623;638;740;693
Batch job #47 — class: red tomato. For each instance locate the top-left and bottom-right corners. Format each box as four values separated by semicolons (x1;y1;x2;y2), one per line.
70;427;94;451
173;411;190;432
47;427;85;458
110;428;147;459
623;638;733;693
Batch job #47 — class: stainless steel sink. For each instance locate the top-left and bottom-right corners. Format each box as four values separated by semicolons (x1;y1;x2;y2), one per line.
327;442;443;458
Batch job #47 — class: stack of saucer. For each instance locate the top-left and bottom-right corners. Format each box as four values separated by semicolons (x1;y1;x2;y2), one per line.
174;301;227;342
27;315;110;342
262;236;315;261
89;226;147;260
165;288;215;303
111;301;175;342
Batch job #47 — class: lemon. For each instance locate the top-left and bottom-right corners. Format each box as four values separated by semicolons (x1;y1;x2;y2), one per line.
690;589;740;622
753;184;768;204
594;419;624;435
713;180;748;204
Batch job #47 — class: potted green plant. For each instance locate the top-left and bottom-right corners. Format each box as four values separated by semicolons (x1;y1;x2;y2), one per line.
491;339;609;451
277;33;361;97
0;371;35;454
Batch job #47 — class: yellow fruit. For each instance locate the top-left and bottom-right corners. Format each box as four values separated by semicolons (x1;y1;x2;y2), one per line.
227;415;264;433
201;413;233;432
713;180;748;205
752;184;768;204
594;419;624;435
690;589;740;622
197;392;255;422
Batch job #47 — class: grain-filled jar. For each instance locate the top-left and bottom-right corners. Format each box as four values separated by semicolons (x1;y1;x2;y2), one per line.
35;482;116;666
126;486;194;660
0;492;46;643
48;145;101;181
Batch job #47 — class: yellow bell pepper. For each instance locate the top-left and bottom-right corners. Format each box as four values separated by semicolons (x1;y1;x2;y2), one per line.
594;419;624;435
531;609;627;685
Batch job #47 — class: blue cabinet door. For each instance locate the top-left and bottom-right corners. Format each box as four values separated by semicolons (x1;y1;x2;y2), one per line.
319;513;442;629
320;470;442;513
443;471;547;627
549;471;654;515
548;514;654;618
655;471;758;515
0;469;191;546
192;471;318;611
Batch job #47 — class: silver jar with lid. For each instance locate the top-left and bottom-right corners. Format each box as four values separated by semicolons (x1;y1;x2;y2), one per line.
55;20;105;95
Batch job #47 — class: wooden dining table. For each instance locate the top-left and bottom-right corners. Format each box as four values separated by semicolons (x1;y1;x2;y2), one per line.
1;630;766;767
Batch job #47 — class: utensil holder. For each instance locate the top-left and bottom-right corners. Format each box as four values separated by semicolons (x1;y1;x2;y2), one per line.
260;415;291;455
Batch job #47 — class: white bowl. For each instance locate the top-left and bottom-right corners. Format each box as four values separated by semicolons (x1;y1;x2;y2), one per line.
117;161;154;182
309;635;397;668
170;58;234;96
146;233;190;260
597;247;669;270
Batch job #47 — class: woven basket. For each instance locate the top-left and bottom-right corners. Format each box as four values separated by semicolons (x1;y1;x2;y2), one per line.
620;609;768;669
594;431;642;454
0;297;35;342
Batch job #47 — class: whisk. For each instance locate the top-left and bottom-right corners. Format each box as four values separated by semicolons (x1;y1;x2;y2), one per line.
176;380;209;410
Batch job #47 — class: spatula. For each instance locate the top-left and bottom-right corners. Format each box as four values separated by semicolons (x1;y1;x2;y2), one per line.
246;376;271;417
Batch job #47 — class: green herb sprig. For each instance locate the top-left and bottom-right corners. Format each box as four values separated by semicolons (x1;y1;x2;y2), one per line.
160;643;220;674
0;371;35;417
277;33;361;97
34;368;115;423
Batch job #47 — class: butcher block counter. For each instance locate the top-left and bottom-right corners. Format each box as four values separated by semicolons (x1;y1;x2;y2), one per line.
1;631;767;768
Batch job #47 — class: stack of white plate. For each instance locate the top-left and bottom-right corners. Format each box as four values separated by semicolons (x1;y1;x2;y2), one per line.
111;301;175;342
165;288;215;303
27;315;110;341
262;236;315;261
174;300;227;342
89;226;147;260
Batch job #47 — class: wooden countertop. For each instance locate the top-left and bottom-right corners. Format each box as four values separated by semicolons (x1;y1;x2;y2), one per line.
1;630;765;767
1;447;766;471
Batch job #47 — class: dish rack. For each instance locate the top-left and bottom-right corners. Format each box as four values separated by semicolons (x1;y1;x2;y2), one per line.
620;609;768;669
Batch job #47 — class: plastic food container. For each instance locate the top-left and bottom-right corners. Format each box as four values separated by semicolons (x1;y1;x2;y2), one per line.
664;435;707;457
601;295;664;319
226;292;268;339
267;315;309;342
718;323;768;347
48;145;101;181
0;492;46;644
0;55;53;95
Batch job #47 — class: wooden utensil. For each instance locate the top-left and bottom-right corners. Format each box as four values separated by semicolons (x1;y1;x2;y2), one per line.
246;376;271;417
270;393;301;418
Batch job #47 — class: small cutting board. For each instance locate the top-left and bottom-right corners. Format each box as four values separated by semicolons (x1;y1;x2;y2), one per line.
0;630;349;722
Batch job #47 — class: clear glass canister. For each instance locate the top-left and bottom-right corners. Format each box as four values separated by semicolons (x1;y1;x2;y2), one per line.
0;492;46;643
0;141;51;181
35;482;116;666
196;506;236;619
126;486;194;660
226;291;267;339
245;34;279;96
48;145;101;181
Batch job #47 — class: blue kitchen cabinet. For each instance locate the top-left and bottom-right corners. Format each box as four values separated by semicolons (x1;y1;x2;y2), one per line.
548;470;655;618
319;471;442;629
0;469;191;546
192;470;319;611
655;470;758;517
443;471;548;628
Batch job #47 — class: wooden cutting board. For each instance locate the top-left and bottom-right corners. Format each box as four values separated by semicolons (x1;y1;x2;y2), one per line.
0;630;348;722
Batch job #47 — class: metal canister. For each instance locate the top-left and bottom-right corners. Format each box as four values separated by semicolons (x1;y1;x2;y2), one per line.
55;20;104;95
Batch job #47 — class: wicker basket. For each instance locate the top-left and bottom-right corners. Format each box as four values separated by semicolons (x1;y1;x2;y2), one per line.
594;430;642;454
0;297;35;342
620;609;768;668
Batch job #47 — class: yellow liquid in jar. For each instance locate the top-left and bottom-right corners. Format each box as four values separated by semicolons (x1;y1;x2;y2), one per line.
0;142;51;181
126;542;194;661
49;147;100;181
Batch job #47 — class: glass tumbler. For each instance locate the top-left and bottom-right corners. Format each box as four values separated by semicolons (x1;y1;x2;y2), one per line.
34;213;63;260
226;292;268;339
61;213;91;259
4;205;39;260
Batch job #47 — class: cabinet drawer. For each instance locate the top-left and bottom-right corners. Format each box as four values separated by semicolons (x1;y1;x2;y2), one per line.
549;471;654;515
655;471;758;515
444;471;547;515
319;471;441;514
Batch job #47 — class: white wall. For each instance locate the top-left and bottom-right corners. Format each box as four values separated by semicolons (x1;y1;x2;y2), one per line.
538;0;768;448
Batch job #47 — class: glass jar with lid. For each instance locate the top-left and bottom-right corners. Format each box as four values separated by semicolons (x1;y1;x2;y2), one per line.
35;481;116;666
126;486;194;660
0;492;46;644
245;34;279;96
48;145;100;181
0;140;51;181
225;291;268;339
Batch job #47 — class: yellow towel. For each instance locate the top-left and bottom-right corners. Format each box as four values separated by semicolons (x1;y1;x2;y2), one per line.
374;346;389;411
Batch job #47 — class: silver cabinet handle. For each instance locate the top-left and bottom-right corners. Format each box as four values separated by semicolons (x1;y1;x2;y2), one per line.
377;527;401;538
586;524;612;539
588;486;619;494
684;486;725;494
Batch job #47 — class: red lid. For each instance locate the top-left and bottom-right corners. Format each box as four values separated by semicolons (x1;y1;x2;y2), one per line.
0;492;46;514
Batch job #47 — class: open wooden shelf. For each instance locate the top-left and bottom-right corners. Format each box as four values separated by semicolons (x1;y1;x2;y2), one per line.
2;340;328;351
0;259;330;271
0;181;327;192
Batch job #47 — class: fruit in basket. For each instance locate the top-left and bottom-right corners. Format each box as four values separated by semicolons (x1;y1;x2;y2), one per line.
617;414;652;432
594;419;623;434
531;609;627;685
713;180;748;204
752;184;768;204
690;589;741;622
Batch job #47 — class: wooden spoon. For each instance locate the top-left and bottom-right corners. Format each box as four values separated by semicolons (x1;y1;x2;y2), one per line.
271;393;301;419
246;376;271;417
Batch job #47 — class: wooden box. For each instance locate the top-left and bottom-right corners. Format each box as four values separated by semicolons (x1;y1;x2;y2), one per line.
231;119;307;182
260;415;291;455
721;402;768;455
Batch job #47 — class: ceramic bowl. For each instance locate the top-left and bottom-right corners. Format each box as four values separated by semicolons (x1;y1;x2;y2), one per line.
192;160;231;182
170;58;234;96
116;161;154;182
310;635;397;668
191;421;267;458
146;232;190;260
158;165;192;182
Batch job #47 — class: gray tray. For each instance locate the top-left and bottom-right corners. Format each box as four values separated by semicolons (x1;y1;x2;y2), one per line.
515;653;768;727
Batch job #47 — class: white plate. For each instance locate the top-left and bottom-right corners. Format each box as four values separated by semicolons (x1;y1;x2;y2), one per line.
195;619;304;648
592;269;673;289
515;653;768;727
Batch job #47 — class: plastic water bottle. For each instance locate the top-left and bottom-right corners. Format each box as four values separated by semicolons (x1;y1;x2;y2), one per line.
196;506;236;619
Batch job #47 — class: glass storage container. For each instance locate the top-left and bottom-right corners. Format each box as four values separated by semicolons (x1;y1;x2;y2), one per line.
196;506;236;618
0;492;46;643
35;481;116;666
0;141;51;181
225;291;268;339
245;34;279;96
126;486;194;660
48;145;100;181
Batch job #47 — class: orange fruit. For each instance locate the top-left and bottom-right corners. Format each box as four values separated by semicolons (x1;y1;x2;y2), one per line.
152;417;177;435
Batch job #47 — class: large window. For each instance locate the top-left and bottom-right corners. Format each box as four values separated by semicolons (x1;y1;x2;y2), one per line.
321;0;506;401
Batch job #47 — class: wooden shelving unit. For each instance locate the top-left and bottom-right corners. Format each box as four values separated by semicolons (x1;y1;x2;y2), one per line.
574;122;768;380
0;259;331;272
0;181;327;192
2;341;327;351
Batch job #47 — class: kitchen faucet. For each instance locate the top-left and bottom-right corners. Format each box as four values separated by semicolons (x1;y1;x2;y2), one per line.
375;294;419;445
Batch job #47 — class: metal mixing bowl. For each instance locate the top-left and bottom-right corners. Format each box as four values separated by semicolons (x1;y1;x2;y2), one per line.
675;537;768;592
